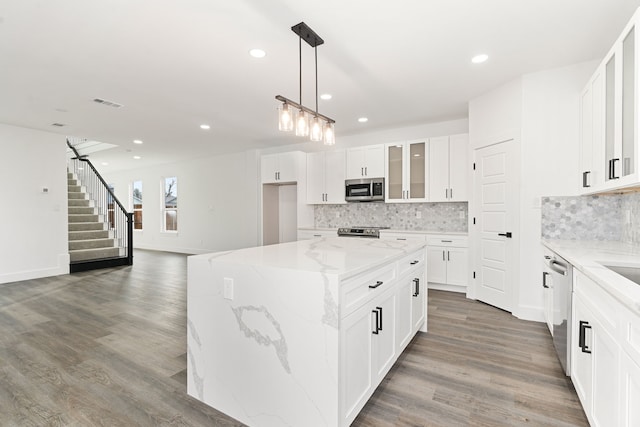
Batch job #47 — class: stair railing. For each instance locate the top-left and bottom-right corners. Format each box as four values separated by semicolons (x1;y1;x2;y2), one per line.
66;139;133;265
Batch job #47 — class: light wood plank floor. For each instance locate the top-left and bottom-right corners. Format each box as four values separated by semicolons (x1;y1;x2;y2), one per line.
0;250;587;426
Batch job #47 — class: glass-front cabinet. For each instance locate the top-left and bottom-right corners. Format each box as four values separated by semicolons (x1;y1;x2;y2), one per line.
581;10;640;194
385;140;427;202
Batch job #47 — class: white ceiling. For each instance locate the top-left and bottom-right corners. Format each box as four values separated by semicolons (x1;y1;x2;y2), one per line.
2;0;640;172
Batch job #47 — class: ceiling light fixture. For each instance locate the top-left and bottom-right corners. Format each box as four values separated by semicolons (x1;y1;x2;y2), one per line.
471;54;489;64
358;117;368;123
133;155;141;160
133;139;143;144
276;22;335;146
320;93;332;100
200;124;210;130
249;49;266;58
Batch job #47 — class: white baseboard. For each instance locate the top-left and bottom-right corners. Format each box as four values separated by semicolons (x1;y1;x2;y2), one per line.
427;282;467;293
0;253;70;284
513;304;545;322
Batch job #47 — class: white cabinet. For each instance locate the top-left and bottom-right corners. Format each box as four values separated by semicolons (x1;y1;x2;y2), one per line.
620;352;640;427
426;235;468;291
296;228;337;240
429;134;468;202
411;270;426;333
572;271;621;427
307;150;346;204
346;145;385;179
261;152;301;183
580;11;640;193
385;140;428;202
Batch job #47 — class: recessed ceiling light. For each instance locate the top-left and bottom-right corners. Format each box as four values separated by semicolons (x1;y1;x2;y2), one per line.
320;93;332;100
133;155;141;160
101;162;109;166
358;117;368;123
133;139;143;144
413;154;420;157
249;49;266;58
200;124;211;130
471;54;489;64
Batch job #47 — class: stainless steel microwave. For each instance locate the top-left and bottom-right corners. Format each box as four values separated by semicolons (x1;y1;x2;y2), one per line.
345;178;385;202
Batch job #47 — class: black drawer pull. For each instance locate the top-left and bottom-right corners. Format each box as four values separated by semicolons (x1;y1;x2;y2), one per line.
579;320;592;354
413;278;420;297
372;309;380;334
410;260;419;265
369;280;383;289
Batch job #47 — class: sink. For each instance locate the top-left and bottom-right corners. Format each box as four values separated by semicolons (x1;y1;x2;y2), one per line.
603;265;640;286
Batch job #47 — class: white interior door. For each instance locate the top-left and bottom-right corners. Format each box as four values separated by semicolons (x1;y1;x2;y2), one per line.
473;140;518;312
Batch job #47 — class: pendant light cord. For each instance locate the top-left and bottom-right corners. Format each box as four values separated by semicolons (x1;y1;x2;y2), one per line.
315;46;318;114
299;36;302;106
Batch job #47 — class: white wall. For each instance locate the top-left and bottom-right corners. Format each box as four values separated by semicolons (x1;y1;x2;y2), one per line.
104;150;260;254
0;123;69;284
517;61;597;319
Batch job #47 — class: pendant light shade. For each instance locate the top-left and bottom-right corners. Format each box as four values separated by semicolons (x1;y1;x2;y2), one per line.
275;22;335;144
278;103;293;132
323;122;335;145
295;109;309;137
310;116;323;141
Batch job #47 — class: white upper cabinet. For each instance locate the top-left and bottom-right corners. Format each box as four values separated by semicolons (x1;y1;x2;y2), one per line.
385;140;428;202
261;152;302;184
581;11;640;193
306;150;346;204
346;145;385;179
429;134;469;202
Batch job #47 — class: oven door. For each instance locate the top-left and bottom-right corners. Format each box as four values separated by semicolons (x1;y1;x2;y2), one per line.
345;180;373;201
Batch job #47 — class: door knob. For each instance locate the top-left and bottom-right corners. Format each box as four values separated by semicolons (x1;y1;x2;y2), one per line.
498;232;512;238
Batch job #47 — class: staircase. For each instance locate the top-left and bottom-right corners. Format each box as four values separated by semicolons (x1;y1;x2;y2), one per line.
66;138;133;273
67;172;120;262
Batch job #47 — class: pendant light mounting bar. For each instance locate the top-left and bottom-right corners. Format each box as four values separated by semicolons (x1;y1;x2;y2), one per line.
291;22;324;47
275;95;335;124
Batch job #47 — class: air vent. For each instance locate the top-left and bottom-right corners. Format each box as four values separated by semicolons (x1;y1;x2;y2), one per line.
51;123;66;127
93;98;123;108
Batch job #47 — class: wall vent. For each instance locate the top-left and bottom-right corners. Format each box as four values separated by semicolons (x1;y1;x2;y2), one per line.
51;123;66;127
93;98;123;108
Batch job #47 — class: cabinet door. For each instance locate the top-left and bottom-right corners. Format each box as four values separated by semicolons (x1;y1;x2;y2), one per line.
620;352;640;427
411;272;426;332
408;141;427;201
580;84;594;190
325;150;346;203
428;136;449;202
591;315;620;427
364;145;385;177
261;154;279;183
372;290;396;383
621;25;635;180
427;247;447;284
277;152;298;182
604;50;617;184
346;148;366;179
448;134;468;201
446;247;468;287
341;305;374;424
395;276;413;351
572;297;593;412
386;144;405;201
306;152;325;204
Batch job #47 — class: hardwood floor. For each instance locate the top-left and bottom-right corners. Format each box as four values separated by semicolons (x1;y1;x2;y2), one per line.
0;250;587;426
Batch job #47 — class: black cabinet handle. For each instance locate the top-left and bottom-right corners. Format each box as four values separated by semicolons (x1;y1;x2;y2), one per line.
442;250;445;261
447;251;450;261
542;272;549;288
413;278;420;297
369;280;383;289
372;309;380;334
377;306;383;331
410;260;419;265
498;232;513;238
582;171;591;188
579;320;592;354
609;158;620;180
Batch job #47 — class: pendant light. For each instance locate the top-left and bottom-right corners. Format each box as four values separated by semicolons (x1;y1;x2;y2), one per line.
276;22;335;145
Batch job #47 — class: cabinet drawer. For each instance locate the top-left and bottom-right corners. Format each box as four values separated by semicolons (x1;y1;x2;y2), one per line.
398;248;426;277
426;236;468;247
341;264;397;318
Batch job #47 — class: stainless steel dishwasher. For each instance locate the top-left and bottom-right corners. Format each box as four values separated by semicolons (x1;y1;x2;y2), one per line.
543;248;573;376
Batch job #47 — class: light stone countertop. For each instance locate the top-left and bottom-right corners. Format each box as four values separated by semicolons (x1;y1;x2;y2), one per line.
542;239;640;316
297;227;467;236
190;237;426;280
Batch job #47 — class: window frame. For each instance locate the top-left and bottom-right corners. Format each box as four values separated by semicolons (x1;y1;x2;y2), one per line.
161;176;178;233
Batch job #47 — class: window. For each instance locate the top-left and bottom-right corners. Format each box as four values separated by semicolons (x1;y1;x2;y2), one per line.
163;177;178;232
132;180;143;230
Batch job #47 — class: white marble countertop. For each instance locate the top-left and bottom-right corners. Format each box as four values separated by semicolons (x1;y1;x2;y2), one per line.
542;239;640;316
190;237;426;280
297;227;467;236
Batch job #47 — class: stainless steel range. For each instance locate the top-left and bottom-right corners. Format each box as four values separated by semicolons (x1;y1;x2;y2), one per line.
337;226;389;238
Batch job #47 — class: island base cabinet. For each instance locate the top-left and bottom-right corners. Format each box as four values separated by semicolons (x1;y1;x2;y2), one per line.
411;271;426;332
341;286;397;427
620;352;640;426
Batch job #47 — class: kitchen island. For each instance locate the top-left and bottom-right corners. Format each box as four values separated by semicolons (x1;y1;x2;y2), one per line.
187;237;427;427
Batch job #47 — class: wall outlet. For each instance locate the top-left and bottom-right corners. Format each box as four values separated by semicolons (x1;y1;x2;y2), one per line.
224;277;234;300
416;211;422;219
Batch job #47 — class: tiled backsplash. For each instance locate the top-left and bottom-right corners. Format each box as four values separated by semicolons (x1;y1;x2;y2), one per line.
314;202;468;232
541;193;640;244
